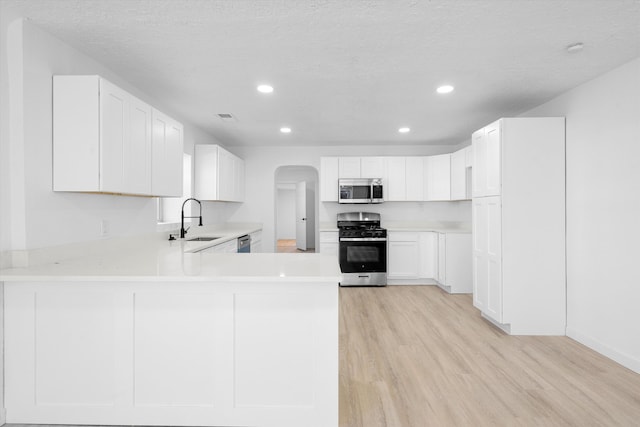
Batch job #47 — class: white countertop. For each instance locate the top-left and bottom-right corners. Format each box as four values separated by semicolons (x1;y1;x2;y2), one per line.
0;223;341;283
179;223;262;252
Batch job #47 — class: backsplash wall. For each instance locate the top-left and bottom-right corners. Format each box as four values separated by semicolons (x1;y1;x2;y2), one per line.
320;200;472;227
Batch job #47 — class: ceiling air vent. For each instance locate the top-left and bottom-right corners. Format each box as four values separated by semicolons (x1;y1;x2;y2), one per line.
217;113;237;122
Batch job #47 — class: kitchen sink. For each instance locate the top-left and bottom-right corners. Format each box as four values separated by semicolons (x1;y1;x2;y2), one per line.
187;236;221;242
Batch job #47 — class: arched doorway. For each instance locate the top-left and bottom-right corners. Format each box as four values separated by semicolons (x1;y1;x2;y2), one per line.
274;166;319;253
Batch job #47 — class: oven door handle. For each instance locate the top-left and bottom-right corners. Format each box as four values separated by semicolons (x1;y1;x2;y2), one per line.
339;237;387;242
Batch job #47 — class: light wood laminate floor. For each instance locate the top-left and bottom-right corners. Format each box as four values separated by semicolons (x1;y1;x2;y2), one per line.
276;238;315;253
339;286;640;426
6;286;640;427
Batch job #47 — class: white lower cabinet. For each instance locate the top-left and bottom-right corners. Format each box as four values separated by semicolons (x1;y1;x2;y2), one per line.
387;231;437;284
435;232;472;294
418;232;438;279
199;239;238;254
319;231;339;257
249;231;262;253
387;232;420;279
4;280;338;427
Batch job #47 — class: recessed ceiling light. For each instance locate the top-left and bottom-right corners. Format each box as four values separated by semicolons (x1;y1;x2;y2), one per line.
280;127;292;133
566;42;584;53
257;84;274;93
398;127;411;133
436;85;454;94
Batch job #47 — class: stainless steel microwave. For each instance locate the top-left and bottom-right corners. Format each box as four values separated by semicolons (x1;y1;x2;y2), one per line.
338;178;384;204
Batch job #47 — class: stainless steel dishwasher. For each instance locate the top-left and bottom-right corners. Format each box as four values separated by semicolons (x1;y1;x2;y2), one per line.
237;234;251;253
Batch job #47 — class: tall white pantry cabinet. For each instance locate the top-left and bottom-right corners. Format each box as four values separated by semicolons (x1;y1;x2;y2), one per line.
472;117;566;335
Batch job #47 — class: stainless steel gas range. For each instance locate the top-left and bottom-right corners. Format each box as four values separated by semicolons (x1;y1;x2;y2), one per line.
337;212;387;287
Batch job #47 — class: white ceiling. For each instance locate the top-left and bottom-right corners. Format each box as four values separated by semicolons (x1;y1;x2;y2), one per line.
3;0;640;147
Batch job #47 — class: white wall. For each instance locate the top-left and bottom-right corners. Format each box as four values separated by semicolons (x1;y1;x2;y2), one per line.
0;11;20;421
231;145;469;252
0;18;216;262
0;13;22;267
523;57;640;373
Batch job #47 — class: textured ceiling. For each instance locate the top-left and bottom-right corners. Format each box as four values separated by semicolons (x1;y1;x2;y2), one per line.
3;0;640;147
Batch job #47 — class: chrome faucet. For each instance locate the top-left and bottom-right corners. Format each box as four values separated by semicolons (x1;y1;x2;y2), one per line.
180;198;203;238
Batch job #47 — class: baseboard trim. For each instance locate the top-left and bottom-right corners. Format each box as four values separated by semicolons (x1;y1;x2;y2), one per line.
387;279;437;286
480;312;511;334
566;327;640;375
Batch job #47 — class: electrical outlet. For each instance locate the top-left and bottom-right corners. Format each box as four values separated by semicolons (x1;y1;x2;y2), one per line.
100;220;109;237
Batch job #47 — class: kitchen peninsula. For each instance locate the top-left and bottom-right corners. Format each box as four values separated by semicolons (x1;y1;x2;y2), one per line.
0;226;340;427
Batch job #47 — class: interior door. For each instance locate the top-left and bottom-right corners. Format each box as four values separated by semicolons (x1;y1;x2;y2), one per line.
296;181;308;250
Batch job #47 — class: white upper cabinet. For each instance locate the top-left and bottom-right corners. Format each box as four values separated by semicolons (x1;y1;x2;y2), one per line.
194;144;245;202
386;157;424;202
472;119;501;197
99;79;129;193
471;129;485;197
464;145;473;168
53;75;182;197
321;156;387;202
485;121;501;196
424;154;451;201
386;157;407;201
339;157;386;179
320;154;459;203
151;108;184;197
405;157;425;201
450;147;470;200
127;96;153;195
217;147;235;201
360;157;386;178
320;157;339;202
338;157;361;178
